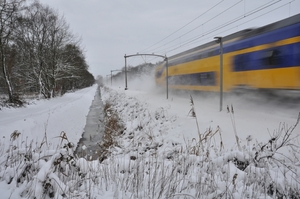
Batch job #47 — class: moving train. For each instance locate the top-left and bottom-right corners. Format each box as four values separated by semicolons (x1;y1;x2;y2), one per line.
155;14;300;92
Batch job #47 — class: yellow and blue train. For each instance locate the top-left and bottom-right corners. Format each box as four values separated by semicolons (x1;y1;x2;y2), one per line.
155;14;300;92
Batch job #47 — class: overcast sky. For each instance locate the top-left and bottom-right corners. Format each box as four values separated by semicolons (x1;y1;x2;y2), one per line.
38;0;300;77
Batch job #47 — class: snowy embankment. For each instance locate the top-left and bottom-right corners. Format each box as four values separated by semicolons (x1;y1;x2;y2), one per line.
0;83;299;198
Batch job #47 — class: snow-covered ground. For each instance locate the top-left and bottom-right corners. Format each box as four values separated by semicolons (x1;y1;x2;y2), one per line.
110;74;300;150
0;85;97;146
0;74;299;198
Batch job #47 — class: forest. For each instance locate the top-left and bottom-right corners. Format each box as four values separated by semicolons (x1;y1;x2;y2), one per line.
0;0;95;105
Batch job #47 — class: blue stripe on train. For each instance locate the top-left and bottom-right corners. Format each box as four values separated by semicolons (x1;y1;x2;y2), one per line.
225;22;300;53
233;42;300;71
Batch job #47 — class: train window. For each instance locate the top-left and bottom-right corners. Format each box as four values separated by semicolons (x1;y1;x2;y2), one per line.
198;72;216;86
233;54;247;71
155;71;161;78
263;51;273;58
155;67;165;78
263;49;281;66
169;72;216;86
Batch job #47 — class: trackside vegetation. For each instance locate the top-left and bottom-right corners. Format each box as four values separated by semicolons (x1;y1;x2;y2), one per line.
0;86;299;198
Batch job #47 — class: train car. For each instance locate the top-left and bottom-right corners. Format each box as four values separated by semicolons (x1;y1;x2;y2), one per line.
155;14;300;92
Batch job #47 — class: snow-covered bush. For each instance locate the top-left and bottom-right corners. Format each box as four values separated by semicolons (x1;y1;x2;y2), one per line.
0;132;94;199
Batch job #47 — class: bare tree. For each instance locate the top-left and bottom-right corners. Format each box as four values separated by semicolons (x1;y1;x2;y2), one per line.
21;2;70;98
1;1;94;101
14;2;87;98
0;0;24;103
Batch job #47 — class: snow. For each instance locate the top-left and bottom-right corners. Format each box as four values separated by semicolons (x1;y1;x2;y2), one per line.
0;75;299;198
0;85;97;146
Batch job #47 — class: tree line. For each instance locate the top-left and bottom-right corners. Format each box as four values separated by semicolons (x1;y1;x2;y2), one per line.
0;0;95;104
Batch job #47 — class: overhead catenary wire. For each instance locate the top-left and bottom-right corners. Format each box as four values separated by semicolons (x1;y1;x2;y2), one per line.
139;0;224;53
143;0;244;54
137;0;265;62
152;0;288;55
132;0;297;66
163;0;293;54
156;0;283;54
148;0;281;55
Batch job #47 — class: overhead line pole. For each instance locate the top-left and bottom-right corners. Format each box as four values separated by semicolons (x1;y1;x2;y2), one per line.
124;53;169;99
124;55;128;90
165;57;169;100
111;70;122;86
214;36;223;112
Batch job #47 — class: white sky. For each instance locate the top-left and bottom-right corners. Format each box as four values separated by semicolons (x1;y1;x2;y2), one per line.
38;0;300;77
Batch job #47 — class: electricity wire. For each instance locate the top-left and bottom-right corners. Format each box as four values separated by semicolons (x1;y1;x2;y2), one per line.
143;0;244;54
151;0;280;54
170;0;290;52
139;0;224;53
154;0;286;55
132;0;296;66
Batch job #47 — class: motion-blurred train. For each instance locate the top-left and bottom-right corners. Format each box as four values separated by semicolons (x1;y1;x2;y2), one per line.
155;14;300;92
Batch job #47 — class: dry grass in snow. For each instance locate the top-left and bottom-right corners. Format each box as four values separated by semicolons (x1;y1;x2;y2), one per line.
0;86;299;199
